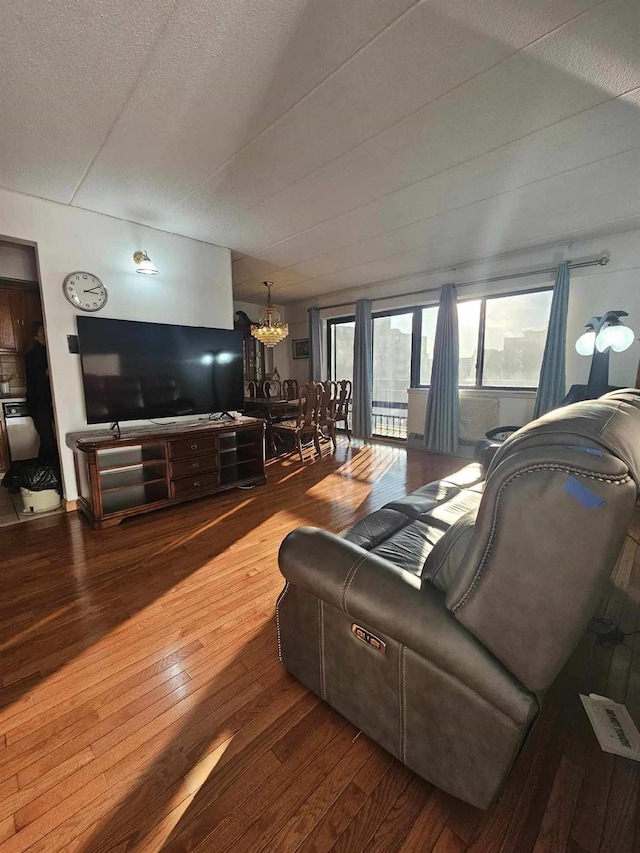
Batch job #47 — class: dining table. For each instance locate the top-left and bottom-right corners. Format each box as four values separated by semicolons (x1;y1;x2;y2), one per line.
243;396;299;455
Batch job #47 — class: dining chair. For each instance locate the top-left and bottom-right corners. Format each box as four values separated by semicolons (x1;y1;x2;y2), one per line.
317;380;337;450
282;378;299;401
333;379;352;442
263;379;282;398
272;382;323;462
246;380;257;398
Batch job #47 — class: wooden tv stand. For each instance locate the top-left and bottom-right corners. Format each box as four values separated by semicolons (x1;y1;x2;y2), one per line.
66;417;266;529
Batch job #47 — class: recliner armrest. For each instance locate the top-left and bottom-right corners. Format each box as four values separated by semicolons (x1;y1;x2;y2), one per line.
279;527;535;725
279;525;421;611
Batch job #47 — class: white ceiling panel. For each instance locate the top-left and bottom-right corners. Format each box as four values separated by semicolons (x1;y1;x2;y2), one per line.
0;0;177;201
209;0;640;257
290;189;640;292
71;0;418;219
0;0;638;306
232;91;640;284
163;0;606;239
236;149;640;290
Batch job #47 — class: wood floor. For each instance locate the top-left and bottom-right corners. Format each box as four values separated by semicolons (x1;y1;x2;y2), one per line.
0;439;638;852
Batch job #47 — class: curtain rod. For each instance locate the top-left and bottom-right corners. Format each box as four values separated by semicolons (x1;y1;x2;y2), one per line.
317;255;610;312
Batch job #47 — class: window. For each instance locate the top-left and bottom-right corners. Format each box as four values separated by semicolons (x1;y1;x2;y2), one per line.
420;301;481;386
328;318;355;384
458;300;482;386
419;306;437;385
330;286;552;392
481;290;553;387
326;285;552;439
372;311;413;438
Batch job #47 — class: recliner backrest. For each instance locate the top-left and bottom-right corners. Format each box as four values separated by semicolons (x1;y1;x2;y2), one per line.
444;390;640;693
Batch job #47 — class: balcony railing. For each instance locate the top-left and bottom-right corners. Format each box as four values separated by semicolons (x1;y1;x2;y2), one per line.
372;399;408;440
332;397;408;441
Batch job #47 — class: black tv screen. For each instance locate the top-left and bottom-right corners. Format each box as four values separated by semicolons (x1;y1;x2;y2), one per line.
77;317;244;424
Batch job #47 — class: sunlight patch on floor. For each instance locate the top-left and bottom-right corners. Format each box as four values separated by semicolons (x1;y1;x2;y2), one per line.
184;734;232;795
335;447;402;484
153;497;256;557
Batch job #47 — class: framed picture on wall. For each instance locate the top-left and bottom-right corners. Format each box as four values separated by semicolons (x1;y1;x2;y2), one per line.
292;338;310;359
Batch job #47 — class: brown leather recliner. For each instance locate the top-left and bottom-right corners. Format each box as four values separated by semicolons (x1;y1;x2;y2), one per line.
276;390;640;809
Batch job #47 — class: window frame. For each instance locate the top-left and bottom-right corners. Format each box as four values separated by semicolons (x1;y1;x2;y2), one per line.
326;284;553;392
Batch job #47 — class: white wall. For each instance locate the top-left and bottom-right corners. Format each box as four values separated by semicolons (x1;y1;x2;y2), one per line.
282;228;640;434
0;187;232;501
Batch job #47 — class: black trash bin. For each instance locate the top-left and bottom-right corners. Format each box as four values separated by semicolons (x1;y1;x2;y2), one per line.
2;460;61;512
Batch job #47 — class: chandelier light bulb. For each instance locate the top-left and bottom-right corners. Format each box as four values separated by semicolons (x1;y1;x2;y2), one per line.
251;282;289;348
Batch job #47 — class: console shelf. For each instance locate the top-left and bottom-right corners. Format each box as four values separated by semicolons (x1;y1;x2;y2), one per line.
67;417;266;529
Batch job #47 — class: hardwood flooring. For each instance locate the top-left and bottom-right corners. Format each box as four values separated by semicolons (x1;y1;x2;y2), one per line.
0;439;638;852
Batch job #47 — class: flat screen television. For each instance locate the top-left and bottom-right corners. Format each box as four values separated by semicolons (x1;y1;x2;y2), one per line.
76;316;245;424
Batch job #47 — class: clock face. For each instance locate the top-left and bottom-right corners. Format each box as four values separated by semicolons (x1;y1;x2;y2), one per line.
63;272;108;312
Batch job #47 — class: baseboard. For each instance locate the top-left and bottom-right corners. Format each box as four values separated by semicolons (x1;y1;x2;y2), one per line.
63;498;78;512
407;432;424;449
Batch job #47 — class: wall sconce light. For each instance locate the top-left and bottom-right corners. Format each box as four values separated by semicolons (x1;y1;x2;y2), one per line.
133;250;159;275
575;310;635;398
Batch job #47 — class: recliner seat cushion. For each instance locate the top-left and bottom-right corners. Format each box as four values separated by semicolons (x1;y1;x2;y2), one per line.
370;519;446;577
345;462;484;582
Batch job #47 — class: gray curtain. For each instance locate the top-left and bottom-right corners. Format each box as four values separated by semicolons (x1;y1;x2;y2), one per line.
308;307;323;382
352;299;373;438
424;284;459;454
533;262;570;419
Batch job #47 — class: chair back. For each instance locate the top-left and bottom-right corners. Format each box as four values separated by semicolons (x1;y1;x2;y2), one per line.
444;389;640;693
334;380;352;420
263;379;282;399
298;383;323;428
318;380;336;425
282;379;299;401
246;380;257;398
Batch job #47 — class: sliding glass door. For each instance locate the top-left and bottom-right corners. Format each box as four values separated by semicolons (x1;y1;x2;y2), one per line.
371;311;414;439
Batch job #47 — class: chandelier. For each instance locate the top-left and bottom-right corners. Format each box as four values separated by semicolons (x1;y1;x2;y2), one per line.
251;281;289;347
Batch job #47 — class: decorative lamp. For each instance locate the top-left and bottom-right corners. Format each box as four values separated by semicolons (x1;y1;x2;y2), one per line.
133;251;159;275
250;282;288;348
575;327;596;356
575;311;634;398
595;322;635;353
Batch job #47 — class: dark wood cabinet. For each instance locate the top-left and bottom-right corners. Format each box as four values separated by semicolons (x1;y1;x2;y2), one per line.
67;417;266;529
235;310;265;383
0;289;17;352
0;285;42;353
14;290;42;353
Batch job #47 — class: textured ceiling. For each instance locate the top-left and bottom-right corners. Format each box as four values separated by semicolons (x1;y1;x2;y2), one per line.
1;0;639;303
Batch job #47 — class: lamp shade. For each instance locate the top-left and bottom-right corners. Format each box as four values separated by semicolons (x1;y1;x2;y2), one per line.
575;329;596;356
595;324;635;353
133;250;159;275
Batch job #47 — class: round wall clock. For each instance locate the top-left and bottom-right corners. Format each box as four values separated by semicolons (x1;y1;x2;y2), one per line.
62;272;108;312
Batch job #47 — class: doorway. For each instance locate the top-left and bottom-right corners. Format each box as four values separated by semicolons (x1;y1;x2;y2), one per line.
0;238;61;525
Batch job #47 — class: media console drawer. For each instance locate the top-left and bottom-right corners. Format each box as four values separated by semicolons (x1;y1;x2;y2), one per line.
171;471;220;498
170;456;218;478
168;435;217;459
